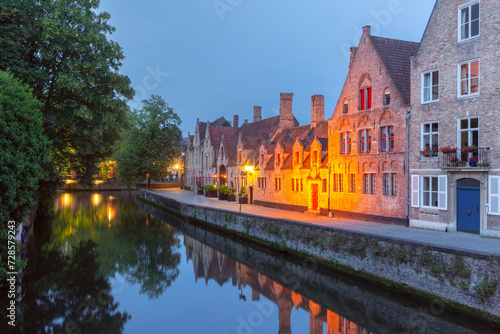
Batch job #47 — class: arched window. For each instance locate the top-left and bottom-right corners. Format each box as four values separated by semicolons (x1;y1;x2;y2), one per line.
383;87;391;106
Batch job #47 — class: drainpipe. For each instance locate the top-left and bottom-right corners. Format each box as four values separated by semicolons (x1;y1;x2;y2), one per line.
327;162;332;217
406;111;411;227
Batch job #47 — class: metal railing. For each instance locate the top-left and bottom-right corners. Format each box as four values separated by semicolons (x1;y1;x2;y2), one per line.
440;147;490;168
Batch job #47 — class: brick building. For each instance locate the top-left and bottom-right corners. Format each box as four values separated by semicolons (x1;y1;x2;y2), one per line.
409;0;500;237
327;26;418;224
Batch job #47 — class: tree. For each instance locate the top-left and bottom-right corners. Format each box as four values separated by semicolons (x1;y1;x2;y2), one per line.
0;70;50;281
0;0;134;184
114;95;182;184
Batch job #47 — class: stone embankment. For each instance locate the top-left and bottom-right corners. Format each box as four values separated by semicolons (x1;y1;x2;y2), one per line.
137;189;500;322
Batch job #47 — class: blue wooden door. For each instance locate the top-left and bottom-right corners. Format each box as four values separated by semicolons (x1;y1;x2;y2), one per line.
457;184;480;233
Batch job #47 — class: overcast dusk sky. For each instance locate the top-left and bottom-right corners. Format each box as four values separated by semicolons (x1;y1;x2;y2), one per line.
98;0;436;136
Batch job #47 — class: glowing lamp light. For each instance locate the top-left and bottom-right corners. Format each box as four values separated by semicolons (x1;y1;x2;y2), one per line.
244;165;254;173
174;164;179;169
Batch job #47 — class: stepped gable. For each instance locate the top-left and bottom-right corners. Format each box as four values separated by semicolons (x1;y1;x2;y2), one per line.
370;36;419;105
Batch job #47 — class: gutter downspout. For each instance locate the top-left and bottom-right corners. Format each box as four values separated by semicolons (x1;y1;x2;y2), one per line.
406;111;411;227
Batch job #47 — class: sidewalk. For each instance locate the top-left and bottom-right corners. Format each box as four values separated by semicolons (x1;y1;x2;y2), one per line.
153;188;500;256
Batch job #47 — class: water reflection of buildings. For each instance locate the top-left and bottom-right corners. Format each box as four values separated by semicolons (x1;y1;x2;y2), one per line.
184;235;374;334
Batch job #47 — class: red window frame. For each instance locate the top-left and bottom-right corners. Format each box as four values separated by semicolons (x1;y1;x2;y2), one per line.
359;87;372;110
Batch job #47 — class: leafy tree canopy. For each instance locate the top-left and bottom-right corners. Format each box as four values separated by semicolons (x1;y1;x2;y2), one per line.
114;95;182;183
0;0;134;184
0;70;51;283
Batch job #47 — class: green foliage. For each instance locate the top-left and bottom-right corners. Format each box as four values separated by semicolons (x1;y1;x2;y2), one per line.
0;70;51;281
224;187;235;195
0;0;134;184
203;184;216;191
196;181;203;190
217;185;228;193
475;278;498;306
238;186;248;197
114;95;182;184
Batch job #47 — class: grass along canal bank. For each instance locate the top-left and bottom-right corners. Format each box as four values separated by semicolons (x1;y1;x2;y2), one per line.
137;189;500;323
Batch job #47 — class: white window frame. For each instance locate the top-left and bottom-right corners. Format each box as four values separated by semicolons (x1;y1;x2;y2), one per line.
363;173;376;195
457;59;480;98
488;176;500;215
458;0;480;42
421;122;439;158
358;128;372;154
420;175;448;210
457;116;479;160
421;70;440;103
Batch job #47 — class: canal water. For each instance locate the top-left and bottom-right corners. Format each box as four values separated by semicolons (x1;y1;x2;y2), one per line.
16;191;498;333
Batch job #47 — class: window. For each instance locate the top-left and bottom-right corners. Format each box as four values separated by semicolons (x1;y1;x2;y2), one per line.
459;1;480;41
459;117;479;160
238;150;242;162
359;87;372;110
421;176;447;209
381;126;394;152
458;60;479;97
276;154;281;165
422;70;439;103
322;179;327;193
313;150;318;164
358;129;371;153
338;174;344;193
340;132;351;155
258;177;267;189
383;173;397;196
349;174;356;193
333;174;338;192
275;177;281;190
421;122;439;157
261;154;264;165
300;179;304;192
343;99;349;114
295;151;299;164
383;88;390;106
296;179;299;192
363;173;376;195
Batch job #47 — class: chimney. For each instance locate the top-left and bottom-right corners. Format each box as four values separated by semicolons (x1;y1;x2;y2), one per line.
311;95;324;128
253;106;262;123
363;25;371;36
243;119;248;125
279;93;294;127
233;115;239;128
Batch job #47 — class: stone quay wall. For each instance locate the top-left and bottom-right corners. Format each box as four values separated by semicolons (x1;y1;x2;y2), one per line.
137;189;500;321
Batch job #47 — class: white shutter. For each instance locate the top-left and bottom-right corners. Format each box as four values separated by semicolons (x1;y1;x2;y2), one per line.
438;175;448;210
489;176;500;215
411;175;420;207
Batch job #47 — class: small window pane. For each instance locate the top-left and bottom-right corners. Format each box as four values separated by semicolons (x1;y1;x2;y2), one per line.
471;61;479;77
471;20;479;37
423;177;430;191
432;192;438;207
471;3;479;20
424;123;430;133
432;85;439;100
432;178;438;191
432;71;439;85
432;123;438;132
461;119;468;130
470;117;478;128
423;192;430;206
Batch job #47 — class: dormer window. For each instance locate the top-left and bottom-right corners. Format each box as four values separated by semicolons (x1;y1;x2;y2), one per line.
295;151;299;164
238;150;242;162
313;150;318;164
277;153;280;165
261;154;264;164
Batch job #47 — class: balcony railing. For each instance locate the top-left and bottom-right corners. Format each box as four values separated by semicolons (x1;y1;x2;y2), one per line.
440;147;490;168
